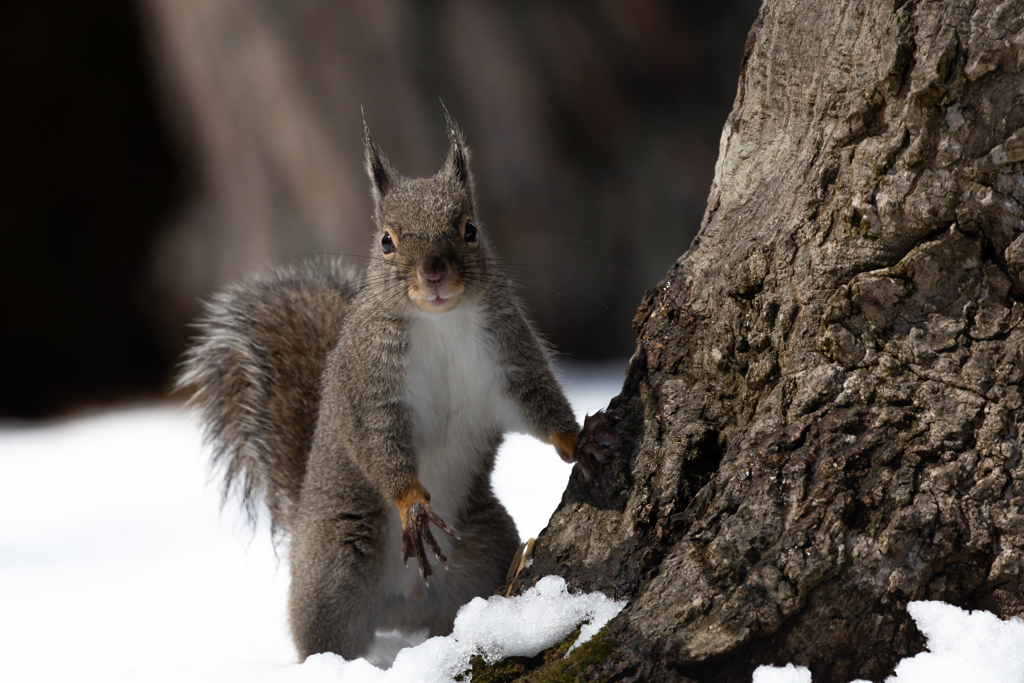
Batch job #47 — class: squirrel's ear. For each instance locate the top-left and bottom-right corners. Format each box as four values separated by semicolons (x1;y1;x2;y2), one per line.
442;107;472;189
363;116;394;205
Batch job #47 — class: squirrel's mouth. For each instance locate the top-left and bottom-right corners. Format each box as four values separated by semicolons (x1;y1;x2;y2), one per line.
408;281;465;313
424;292;454;310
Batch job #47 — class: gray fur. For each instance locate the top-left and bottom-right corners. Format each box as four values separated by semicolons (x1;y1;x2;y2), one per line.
180;121;580;661
178;258;358;538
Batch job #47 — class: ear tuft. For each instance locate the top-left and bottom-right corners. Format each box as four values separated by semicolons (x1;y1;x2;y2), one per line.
441;103;471;187
362;109;393;204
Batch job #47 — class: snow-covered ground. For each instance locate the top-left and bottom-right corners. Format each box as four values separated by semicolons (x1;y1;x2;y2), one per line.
754;600;1024;683
4;358;1024;683
0;360;626;683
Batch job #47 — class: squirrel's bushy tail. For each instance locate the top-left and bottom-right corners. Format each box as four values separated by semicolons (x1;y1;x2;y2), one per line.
178;258;359;538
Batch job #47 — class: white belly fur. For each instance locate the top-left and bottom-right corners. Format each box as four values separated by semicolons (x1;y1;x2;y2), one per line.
381;302;527;600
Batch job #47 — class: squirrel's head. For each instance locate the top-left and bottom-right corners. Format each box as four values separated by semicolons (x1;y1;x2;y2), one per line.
363;112;488;315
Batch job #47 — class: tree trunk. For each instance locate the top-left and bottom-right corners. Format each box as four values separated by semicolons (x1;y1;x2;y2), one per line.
517;1;1024;681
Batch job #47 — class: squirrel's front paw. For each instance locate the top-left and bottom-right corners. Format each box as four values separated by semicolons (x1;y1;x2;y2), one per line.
564;409;632;481
400;499;460;583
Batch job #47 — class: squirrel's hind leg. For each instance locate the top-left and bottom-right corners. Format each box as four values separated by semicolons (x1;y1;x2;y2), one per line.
288;513;384;661
414;486;520;637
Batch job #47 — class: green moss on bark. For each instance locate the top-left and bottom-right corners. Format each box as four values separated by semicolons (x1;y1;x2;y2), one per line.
453;625;624;683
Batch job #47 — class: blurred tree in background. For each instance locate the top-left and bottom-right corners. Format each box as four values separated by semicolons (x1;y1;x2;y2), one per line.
0;2;184;418
0;0;758;418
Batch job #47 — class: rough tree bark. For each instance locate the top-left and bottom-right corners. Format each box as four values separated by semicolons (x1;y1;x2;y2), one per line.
514;1;1024;681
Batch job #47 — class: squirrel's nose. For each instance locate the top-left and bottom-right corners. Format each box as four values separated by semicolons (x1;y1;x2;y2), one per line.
421;260;448;286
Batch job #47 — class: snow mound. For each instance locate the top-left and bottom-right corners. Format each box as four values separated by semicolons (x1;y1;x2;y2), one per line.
111;575;626;683
882;600;1024;683
752;664;812;683
753;600;1024;683
451;574;626;659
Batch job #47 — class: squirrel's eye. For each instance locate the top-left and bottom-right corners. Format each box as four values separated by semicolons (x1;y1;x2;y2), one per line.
464;221;478;243
381;232;396;254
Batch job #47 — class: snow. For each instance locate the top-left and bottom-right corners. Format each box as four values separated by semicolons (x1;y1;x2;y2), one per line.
880;601;1024;683
103;577;625;683
756;600;1024;683
7;356;1023;683
0;360;626;683
451;575;624;658
753;664;812;683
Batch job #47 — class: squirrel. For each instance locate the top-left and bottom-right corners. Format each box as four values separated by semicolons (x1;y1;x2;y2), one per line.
178;115;614;661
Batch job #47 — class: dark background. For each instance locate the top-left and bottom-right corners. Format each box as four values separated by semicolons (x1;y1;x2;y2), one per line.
0;0;759;419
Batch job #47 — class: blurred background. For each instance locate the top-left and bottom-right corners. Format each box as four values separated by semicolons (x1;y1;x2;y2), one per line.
0;0;759;419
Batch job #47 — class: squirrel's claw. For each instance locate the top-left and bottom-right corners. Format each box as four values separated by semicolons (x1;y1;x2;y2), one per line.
573;409;632;481
426;506;461;542
401;501;459;582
